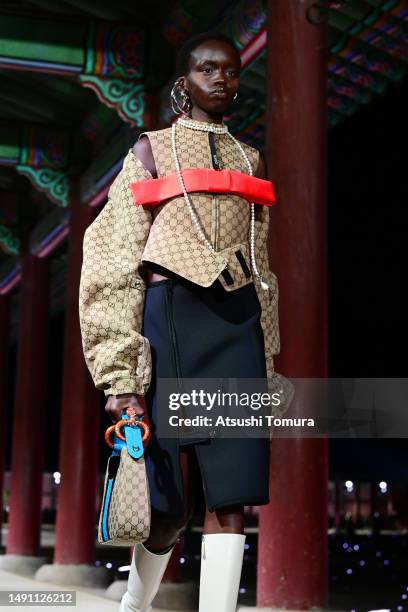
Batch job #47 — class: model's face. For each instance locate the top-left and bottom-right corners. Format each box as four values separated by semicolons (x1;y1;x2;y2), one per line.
180;39;240;120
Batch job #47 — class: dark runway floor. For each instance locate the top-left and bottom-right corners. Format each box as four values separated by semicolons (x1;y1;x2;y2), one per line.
3;523;406;611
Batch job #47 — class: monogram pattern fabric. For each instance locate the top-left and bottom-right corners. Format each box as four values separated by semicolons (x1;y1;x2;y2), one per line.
79;152;154;395
98;446;151;546
79;123;282;410
252;203;280;379
138;126;255;287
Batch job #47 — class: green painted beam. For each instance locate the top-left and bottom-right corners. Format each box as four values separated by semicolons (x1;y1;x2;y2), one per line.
0;13;146;126
16;165;69;207
0;14;85;66
0;13;145;78
0;124;70;169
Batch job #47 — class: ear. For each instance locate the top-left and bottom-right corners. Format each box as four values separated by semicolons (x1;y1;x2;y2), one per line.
178;75;189;93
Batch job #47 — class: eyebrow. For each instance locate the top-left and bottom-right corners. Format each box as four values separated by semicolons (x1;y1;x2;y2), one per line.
195;59;240;69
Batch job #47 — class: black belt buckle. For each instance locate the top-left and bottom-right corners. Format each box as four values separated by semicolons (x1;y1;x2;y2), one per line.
220;248;252;287
235;249;252;279
221;267;234;286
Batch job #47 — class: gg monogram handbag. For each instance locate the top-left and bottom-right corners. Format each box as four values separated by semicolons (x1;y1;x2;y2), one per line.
98;409;151;546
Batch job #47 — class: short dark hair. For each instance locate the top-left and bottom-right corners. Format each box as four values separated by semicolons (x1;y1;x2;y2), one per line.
175;31;241;77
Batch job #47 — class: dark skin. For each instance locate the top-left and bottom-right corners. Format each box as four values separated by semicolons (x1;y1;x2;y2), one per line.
105;39;267;552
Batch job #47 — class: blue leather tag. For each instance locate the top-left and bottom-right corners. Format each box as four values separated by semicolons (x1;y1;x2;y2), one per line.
124;424;144;459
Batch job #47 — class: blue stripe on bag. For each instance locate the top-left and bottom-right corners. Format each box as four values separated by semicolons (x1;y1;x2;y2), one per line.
100;411;146;543
102;478;114;541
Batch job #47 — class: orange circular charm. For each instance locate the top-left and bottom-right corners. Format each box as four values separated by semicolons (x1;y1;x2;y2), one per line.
105;418;150;448
114;419;150;444
104;424;117;449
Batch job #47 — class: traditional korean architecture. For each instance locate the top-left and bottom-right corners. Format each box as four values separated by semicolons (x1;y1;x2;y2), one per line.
0;0;406;607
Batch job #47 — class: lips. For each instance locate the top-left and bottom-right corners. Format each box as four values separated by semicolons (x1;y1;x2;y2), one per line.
211;89;228;98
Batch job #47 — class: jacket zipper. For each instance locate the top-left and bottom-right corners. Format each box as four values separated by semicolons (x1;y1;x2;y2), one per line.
214;195;219;251
202;534;206;559
208;132;220;252
166;284;182;380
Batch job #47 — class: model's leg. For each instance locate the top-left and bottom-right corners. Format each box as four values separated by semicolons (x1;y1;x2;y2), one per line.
199;504;246;612
121;446;198;612
203;504;244;534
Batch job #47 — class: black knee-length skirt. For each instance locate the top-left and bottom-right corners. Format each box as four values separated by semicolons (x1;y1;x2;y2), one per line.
141;273;270;518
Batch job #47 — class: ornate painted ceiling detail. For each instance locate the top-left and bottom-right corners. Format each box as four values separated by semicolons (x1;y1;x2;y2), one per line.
0;14;85;75
0;14;145;79
327;0;407;124
83;22;145;79
328;57;390;92
0;125;70;169
0;226;20;256
218;0;267;70
0;126;69;207
0;13;146;125
79;76;145;126
222;0;407;138
21;128;69;169
0;0;405;280
16;166;69;208
224;0;266;50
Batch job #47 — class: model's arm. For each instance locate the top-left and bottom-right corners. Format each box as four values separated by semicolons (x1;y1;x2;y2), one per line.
255;151;267;180
79;150;154;421
133;136;157;178
253;151;281;376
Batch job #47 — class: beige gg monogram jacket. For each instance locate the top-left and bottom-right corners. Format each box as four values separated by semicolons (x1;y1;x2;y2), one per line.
79;122;280;399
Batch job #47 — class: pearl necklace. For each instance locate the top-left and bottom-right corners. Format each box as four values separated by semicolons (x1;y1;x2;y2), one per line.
177;116;229;134
172;118;269;290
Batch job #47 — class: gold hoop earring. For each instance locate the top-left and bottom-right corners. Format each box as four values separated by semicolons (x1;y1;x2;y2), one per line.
170;80;192;115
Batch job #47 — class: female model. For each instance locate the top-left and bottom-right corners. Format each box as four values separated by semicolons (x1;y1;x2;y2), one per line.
79;31;280;612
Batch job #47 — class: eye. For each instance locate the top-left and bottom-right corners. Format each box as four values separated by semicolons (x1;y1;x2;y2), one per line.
203;67;213;73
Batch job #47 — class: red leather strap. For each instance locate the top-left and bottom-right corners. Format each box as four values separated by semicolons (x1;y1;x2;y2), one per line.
130;168;276;208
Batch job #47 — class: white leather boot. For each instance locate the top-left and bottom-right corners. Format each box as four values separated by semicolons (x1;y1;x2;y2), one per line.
119;542;175;612
199;533;246;612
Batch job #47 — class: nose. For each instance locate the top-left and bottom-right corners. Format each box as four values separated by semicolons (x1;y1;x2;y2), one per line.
213;69;227;85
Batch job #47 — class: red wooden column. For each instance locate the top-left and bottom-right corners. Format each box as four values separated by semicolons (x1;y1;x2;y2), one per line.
6;251;50;556
257;1;328;609
53;191;100;566
0;294;10;546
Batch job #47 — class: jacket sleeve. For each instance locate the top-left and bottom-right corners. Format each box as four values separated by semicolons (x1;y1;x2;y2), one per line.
78;151;153;396
253;203;281;378
245;145;280;378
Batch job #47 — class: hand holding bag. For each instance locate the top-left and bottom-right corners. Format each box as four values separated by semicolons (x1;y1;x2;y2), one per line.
98;409;151;546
